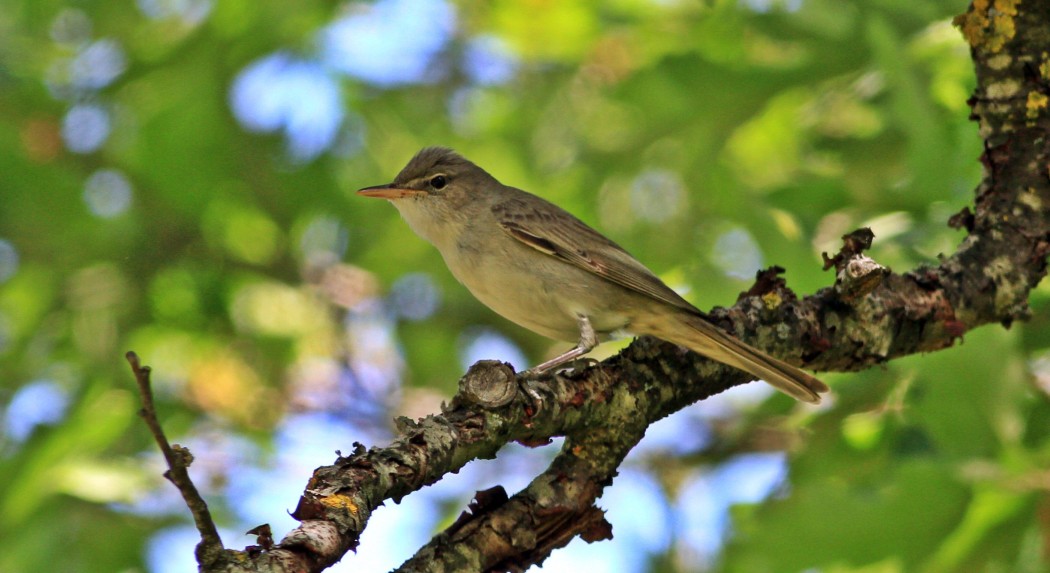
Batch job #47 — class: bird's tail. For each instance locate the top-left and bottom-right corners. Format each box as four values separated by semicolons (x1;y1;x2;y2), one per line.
647;312;829;403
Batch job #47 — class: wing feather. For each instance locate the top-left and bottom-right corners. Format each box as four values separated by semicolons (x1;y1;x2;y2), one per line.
492;194;698;314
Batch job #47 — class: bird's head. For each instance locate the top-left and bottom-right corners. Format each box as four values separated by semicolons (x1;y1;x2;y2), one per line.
358;147;499;245
358;147;496;208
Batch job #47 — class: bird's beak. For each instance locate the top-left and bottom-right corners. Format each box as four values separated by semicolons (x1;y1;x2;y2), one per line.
357;183;427;199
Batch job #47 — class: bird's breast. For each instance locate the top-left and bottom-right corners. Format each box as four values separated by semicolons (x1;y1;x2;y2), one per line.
440;230;631;342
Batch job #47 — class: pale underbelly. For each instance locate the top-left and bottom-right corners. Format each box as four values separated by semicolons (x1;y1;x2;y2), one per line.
450;253;632;343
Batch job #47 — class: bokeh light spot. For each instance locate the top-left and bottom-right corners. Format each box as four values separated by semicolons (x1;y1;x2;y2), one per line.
230;281;328;337
203;199;283;265
62;104;110;153
299;214;349;262
50;8;92;45
149;267;204;325
319;0;455;86
69;39;127;90
389;273;441;321
463;35;517;86
630;169;686;223
84;168;133;218
229;53;344;160
224;209;281;265
711;227;763;280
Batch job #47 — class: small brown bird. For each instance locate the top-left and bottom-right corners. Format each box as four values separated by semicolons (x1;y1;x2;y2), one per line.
359;147;828;403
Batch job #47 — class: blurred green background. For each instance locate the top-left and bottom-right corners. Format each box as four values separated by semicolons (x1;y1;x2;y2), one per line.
2;0;1049;571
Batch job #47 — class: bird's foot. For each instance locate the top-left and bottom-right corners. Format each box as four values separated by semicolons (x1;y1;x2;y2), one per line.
517;377;549;416
521;357;599;379
518;357;600;416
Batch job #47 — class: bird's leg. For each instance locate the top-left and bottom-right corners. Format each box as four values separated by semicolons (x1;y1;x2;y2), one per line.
517;315;597;415
525;315;599;376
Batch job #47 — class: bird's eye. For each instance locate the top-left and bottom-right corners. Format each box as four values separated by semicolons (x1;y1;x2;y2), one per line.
429;175;447;190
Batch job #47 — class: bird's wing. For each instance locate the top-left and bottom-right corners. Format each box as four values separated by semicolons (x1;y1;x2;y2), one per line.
491;193;698;314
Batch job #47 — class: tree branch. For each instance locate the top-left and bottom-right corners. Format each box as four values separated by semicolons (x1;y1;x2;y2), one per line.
125;351;225;568
395;424;637;573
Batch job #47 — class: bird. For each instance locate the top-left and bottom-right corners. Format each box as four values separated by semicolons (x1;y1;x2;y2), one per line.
358;147;828;403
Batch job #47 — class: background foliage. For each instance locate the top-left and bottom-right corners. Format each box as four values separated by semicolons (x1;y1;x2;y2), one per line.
2;0;1048;571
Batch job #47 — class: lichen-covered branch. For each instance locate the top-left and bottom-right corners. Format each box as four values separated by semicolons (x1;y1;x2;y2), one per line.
395;413;647;572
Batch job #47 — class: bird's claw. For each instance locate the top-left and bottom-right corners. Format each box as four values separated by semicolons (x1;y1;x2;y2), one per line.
517;378;548;416
517;357;602;415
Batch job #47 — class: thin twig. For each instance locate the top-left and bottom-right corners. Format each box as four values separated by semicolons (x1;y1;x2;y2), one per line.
126;351;225;565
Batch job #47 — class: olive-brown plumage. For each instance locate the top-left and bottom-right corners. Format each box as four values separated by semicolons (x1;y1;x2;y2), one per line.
359;147;828;403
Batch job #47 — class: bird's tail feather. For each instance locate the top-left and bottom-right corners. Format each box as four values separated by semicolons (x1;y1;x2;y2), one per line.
651;313;828;403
